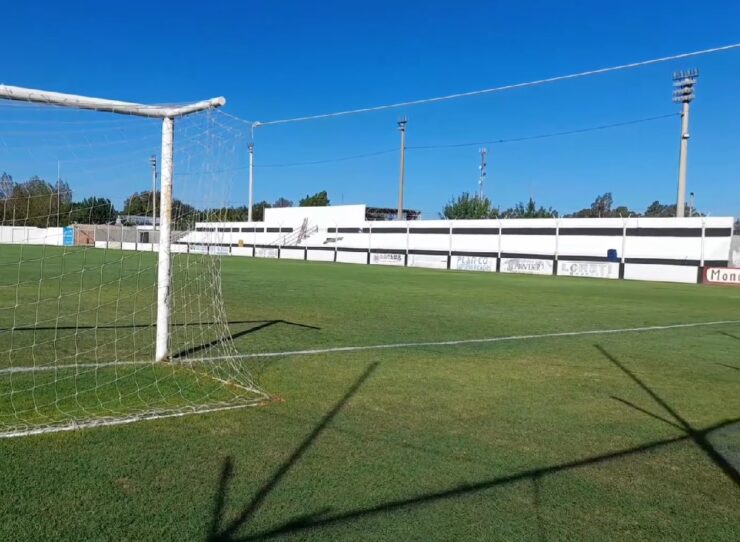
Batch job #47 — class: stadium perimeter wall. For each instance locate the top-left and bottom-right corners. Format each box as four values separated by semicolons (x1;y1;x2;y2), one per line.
180;216;734;285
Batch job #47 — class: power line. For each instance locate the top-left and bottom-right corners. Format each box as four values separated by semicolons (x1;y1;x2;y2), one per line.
253;43;740;127
255;148;397;168
253;112;677;168
407;113;678;150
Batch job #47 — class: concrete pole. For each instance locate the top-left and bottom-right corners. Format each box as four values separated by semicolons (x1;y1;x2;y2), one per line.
150;155;158;231
676;100;690;218
397;119;407;220
155;117;174;362
248;142;254;222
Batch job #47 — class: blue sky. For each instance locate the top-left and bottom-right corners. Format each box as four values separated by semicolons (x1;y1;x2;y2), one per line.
3;1;740;217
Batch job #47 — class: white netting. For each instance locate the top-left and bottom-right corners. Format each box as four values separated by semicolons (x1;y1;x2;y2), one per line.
0;96;267;438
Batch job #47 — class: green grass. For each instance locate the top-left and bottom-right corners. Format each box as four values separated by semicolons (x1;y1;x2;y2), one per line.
1;251;739;540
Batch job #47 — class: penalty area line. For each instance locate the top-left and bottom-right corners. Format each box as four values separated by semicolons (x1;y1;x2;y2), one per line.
190;318;740;362
2;318;739;374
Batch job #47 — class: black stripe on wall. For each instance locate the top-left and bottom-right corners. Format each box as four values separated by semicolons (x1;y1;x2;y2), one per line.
503;228;557;235
452;227;500;235
369;248;407;255
409;249;449;256
627;228;699;237
559;227;623;236
500;252;556;260
409;227;449;234
368;227;406;234
451;251;499;257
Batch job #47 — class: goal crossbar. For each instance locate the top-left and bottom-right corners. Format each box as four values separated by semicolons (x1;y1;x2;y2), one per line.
0;84;225;118
0;84;226;362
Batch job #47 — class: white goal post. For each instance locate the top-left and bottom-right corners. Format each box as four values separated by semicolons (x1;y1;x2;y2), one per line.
0;84;225;362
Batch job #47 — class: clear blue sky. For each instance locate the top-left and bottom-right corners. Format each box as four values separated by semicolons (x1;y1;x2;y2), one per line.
3;1;740;217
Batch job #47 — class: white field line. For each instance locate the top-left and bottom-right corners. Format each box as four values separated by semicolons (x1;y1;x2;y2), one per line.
2;319;739;375
0;402;262;439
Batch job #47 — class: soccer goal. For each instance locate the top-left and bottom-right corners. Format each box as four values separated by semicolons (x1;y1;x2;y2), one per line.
0;85;267;438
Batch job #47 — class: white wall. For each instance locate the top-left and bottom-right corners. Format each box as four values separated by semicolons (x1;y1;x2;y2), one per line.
0;226;64;246
33;216;734;286
264;204;365;227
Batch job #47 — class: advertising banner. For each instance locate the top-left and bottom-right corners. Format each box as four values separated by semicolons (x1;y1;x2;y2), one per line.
452;255;496;272
704;267;740;286
370;252;405;266
500;258;553;275
558;260;619;279
408;254;448;270
63;227;74;247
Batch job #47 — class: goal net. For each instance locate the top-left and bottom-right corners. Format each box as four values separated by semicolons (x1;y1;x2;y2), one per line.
0;86;267;438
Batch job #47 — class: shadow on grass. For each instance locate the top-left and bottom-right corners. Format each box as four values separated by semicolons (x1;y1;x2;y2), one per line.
717;330;740;341
173;320;320;360
0;320;276;332
716;363;740;372
596;344;739;488
203;346;739;540
207;362;379;542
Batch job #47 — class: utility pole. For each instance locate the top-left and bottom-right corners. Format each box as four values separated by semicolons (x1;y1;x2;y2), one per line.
149;155;158;230
672;69;698;218
397;118;407;220
478;147;487;199
248;141;254;222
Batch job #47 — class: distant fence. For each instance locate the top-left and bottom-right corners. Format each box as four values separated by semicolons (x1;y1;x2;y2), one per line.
176;216;734;285
3;218;735;285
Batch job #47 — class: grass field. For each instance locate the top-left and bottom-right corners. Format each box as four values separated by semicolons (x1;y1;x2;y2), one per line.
1;253;739;540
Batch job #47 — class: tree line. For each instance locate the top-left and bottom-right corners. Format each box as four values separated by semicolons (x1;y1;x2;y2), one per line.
441;192;703;220
0;171;331;228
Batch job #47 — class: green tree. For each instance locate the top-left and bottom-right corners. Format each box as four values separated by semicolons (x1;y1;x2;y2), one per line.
441;192;498;219
69;197;116;224
5;176;72;227
252;201;271;221
502;197;558;218
273;197;293;208
299;191;329;207
122;191;156;216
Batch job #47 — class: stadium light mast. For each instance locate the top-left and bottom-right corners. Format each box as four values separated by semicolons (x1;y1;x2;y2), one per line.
479;148;487;199
149;155;157;231
397;118;407;220
672;69;698;218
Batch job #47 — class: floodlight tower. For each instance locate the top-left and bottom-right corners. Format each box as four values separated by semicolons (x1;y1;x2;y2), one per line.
478;148;487;199
672;69;698;218
149;155;158;230
397;118;408;220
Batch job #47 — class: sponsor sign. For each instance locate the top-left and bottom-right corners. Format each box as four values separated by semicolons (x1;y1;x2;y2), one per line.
370;252;405;266
408;254;448;270
208;245;230;256
255;247;279;259
500;257;553;275
189;244;209;254
704;267;740;286
558;260;619;279
63;226;74;246
452;255;496;272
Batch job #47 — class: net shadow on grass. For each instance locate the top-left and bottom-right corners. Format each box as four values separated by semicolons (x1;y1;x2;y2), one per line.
596;344;740;488
207;361;379;542
203;348;738;541
209;418;737;541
